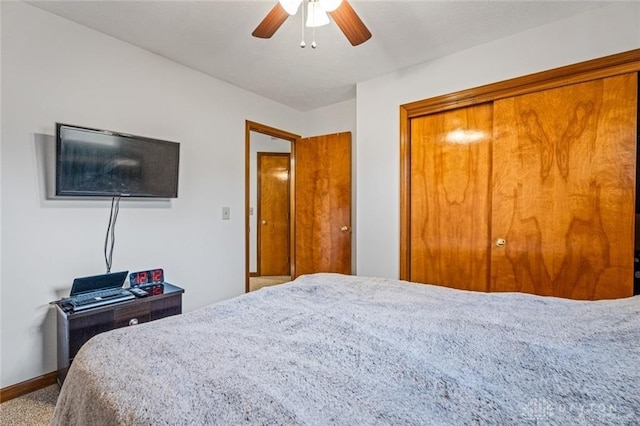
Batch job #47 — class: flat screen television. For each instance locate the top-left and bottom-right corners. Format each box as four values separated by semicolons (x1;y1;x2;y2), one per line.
56;123;180;198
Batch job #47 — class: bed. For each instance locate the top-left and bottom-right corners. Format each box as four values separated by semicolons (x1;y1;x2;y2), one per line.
51;273;639;425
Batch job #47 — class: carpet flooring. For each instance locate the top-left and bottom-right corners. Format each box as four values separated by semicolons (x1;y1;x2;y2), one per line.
249;275;291;292
1;385;59;425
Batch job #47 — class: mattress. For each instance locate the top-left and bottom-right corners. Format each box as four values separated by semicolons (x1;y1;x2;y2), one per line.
51;273;640;425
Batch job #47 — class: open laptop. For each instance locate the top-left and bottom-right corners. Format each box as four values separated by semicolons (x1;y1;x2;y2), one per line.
68;271;134;312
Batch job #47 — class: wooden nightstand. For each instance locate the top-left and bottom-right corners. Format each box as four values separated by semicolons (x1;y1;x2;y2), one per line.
54;283;184;386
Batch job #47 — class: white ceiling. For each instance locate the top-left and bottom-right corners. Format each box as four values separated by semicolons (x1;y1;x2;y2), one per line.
28;0;608;111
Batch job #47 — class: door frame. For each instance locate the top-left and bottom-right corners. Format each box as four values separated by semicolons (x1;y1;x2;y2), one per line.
245;121;300;293
256;152;291;277
399;48;640;281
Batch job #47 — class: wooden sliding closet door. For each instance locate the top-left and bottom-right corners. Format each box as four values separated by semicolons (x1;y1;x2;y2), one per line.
410;104;493;291
491;73;637;299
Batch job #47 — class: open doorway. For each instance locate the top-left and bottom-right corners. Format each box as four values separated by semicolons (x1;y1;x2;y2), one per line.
245;122;300;292
245;121;353;293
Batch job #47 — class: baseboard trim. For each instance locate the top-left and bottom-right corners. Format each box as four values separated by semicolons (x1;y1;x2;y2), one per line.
0;371;58;403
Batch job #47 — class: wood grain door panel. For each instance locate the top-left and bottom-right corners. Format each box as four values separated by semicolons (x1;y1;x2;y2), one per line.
409;104;493;291
294;132;352;277
401;53;640;300
258;153;290;276
491;73;637;299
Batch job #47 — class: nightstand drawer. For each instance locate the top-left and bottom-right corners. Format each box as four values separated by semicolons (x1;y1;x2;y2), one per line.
114;303;150;328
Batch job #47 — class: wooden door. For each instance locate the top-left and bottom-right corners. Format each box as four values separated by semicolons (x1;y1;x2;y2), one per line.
410;104;493;291
294;132;352;277
258;153;290;276
491;73;637;299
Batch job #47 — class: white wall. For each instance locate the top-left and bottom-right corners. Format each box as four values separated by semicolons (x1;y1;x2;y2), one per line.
356;2;640;279
0;1;312;388
0;0;4;390
303;98;356;139
1;0;357;388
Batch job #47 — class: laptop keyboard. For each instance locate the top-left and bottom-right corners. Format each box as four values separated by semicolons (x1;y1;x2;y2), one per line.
72;288;131;305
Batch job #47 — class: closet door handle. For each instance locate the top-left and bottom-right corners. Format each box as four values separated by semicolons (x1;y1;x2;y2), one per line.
495;238;506;248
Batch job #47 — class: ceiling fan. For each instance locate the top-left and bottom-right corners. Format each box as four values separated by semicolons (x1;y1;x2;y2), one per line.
252;0;372;47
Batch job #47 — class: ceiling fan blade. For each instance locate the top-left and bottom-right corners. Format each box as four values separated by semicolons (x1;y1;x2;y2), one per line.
252;3;290;39
329;0;371;46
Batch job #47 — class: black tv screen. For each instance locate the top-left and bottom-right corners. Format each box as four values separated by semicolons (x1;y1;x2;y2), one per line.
56;123;180;198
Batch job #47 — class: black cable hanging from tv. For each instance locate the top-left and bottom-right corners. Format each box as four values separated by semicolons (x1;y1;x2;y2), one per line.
104;197;121;273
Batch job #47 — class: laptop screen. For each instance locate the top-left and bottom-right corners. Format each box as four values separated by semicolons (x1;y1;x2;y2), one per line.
70;271;129;296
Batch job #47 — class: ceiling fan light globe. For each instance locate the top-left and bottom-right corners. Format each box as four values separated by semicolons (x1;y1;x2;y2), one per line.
306;1;330;27
279;0;302;15
318;0;342;12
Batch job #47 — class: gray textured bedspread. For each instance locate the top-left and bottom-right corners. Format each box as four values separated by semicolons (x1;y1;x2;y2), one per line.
51;273;640;425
